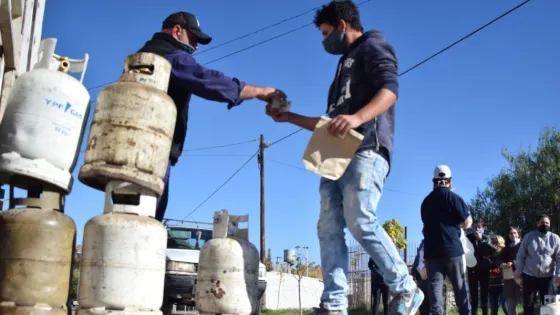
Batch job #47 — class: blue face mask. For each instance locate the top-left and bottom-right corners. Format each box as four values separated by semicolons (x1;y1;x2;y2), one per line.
476;227;484;234
322;29;348;55
178;40;195;55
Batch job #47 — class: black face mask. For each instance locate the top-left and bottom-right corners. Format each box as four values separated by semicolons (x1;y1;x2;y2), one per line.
538;224;550;233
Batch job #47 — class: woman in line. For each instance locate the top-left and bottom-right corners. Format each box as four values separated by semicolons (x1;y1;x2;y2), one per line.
488;235;508;315
501;227;522;315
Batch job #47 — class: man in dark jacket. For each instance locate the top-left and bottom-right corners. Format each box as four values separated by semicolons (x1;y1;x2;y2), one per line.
368;257;388;315
412;233;430;315
137;12;277;221
467;219;493;315
265;1;422;314
421;165;472;315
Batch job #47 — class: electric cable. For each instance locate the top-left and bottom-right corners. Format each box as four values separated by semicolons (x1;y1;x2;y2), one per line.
181;150;259;220
85;0;374;91
78;137;258;154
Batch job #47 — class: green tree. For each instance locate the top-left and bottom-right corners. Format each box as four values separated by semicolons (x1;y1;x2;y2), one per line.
383;218;407;249
265;248;274;271
469;127;560;234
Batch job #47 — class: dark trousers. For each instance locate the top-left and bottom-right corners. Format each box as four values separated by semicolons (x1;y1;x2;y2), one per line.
468;267;490;315
155;163;171;222
416;278;430;315
371;280;388;315
522;273;552;315
489;286;508;315
426;256;471;315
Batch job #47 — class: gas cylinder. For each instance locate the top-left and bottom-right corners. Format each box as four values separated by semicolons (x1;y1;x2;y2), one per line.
196;210;259;315
0;38;90;193
78;52;176;196
0;188;75;315
78;181;166;314
541;295;560;315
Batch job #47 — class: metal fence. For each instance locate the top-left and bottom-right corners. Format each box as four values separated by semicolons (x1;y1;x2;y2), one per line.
347;238;456;311
347;237;417;309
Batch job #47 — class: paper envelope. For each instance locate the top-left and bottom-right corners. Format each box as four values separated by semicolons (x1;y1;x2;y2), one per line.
302;116;364;180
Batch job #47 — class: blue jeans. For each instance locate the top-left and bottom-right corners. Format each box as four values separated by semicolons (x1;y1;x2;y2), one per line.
317;150;416;310
426;256;471;315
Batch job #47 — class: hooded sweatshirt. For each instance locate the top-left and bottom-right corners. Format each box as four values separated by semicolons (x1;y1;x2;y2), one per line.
516;230;560;278
326;30;398;166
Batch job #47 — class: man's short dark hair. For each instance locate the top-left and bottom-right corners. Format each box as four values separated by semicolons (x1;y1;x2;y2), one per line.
538;214;550;222
313;0;364;32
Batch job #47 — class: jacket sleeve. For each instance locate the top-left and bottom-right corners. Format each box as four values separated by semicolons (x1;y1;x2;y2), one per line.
515;236;528;274
171;53;246;108
450;193;470;222
363;36;399;98
555;235;560;276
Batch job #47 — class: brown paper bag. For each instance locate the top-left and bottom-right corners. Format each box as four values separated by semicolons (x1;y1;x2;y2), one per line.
302;116;364;180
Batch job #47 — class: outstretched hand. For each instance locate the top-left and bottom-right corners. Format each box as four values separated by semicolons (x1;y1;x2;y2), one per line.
265;103;291;123
256;87;278;102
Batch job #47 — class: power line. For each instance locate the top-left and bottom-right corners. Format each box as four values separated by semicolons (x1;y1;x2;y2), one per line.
85;0;374;92
267;0;532;147
181;151;258;220
78;138;257;154
182;138;258;152
267;158;419;196
193;5;321;56
398;0;531;77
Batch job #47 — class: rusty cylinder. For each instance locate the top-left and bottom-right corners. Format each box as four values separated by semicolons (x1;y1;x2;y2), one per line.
0;190;75;314
78;52;176;196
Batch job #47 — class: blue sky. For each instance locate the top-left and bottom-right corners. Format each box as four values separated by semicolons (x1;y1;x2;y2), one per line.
37;0;558;265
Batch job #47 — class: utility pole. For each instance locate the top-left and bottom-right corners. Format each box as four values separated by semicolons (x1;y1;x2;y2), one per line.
258;134;268;263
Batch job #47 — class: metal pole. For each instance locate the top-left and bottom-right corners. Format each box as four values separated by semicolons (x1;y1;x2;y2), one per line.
259;134;266;263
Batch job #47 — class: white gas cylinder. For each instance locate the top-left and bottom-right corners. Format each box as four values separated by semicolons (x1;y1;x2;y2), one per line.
78;211;167;313
542;296;560;315
197;210;260;315
0;38;90;192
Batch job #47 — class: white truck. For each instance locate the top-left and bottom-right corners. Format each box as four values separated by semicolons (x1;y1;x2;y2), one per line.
162;218;267;314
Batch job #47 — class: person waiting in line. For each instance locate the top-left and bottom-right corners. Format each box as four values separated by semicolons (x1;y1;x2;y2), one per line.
488;235;509;315
368;257;388;315
501;227;522;315
466;218;493;315
421;165;472;315
515;214;560;314
411;229;430;315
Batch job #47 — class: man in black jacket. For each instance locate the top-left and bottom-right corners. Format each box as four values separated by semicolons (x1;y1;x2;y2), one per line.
466;218;493;315
137;12;277;221
421;165;472;315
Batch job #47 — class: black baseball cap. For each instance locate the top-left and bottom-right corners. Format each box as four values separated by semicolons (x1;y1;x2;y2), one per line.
162;12;212;45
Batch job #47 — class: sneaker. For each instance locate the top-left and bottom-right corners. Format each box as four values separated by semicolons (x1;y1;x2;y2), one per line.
388;286;424;315
307;307;348;315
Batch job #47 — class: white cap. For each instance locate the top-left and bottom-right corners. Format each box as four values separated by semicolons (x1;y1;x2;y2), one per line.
433;165;452;179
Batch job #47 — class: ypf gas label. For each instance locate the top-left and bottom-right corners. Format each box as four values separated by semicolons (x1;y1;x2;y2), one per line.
45;98;84;120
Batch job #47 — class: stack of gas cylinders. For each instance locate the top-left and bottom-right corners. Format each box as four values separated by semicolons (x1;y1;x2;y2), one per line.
0;36;262;315
75;52;176;314
0;38;90;314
